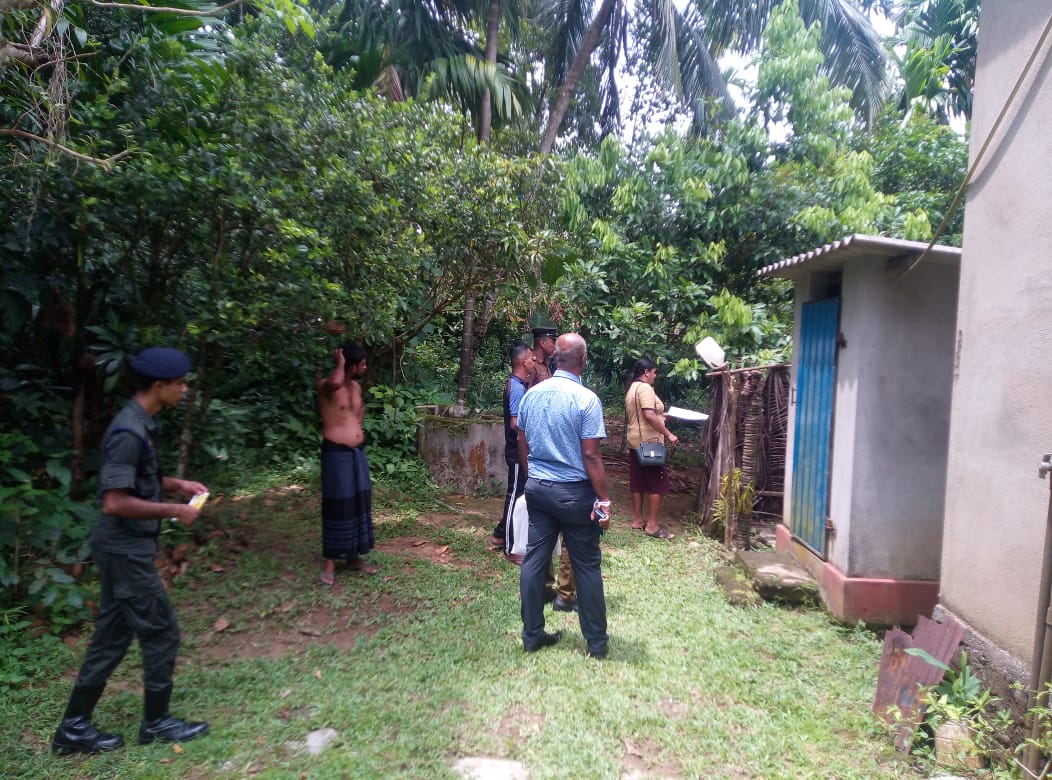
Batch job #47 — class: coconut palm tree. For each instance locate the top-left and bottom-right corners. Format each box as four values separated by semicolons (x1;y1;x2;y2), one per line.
318;0;532;135
892;0;978;123
538;0;891;154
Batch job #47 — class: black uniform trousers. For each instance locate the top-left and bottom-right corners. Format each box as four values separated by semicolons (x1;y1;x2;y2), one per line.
74;549;180;693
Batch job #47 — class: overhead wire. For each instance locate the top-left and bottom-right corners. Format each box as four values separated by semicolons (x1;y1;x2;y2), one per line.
898;9;1052;277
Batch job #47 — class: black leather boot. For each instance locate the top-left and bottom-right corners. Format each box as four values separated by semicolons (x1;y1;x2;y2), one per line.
138;686;209;745
52;685;125;755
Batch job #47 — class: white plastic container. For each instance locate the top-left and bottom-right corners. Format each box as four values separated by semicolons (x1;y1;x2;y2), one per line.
695;336;727;369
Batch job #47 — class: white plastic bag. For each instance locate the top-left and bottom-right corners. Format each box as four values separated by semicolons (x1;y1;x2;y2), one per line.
510;494;530;556
510;495;560;557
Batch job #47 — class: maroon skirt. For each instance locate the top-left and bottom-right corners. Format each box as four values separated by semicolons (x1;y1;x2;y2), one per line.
629;448;670;495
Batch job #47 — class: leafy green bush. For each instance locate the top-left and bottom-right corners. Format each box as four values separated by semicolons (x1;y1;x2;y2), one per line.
0;432;95;631
0;606;70;688
362;384;435;492
903;648;1011;770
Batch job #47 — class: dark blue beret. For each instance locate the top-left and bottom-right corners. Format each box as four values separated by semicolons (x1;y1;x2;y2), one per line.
130;347;191;380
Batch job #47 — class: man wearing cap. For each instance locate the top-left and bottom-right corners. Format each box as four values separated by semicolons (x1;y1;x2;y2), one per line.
529;324;557;384
52;347;210;756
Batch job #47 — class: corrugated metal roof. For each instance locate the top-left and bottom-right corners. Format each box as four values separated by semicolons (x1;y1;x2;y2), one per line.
758;234;962;278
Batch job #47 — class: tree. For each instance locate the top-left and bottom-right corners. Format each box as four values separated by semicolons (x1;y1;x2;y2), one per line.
548;0;965;392
318;0;532;137
891;0;978;123
537;0;891;155
0;0;313;163
861;109;968;245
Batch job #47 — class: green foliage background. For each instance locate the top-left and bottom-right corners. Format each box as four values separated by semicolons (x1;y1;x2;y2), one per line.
0;2;968;632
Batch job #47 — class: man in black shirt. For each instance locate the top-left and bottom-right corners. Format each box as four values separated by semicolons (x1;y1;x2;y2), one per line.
52;347;211;755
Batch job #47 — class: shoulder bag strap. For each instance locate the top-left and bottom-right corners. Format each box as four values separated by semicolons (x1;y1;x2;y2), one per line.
635;383;647;443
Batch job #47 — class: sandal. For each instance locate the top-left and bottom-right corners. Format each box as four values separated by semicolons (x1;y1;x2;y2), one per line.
319;570;335;586
645;527;674;540
348;560;379;575
630;524;646;531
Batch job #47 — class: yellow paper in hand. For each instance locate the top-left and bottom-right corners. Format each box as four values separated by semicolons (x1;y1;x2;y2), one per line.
170;492;209;522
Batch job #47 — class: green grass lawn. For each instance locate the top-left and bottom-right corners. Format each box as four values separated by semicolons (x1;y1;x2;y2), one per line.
2;480;916;779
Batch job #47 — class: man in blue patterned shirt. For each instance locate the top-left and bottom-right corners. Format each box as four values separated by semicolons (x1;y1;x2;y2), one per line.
516;333;612;658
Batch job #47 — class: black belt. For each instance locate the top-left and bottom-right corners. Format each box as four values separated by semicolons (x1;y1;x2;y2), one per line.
534;479;590;487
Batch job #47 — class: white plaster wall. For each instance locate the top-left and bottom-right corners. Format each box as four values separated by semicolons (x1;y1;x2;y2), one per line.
940;0;1052;662
826;276;860;576
841;260;957;580
781;283;805;533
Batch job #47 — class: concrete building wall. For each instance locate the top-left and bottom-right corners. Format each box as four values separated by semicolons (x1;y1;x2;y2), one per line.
940;0;1052;663
838;259;957;580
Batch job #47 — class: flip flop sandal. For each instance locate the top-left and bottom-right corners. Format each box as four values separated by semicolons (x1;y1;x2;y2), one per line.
319;570;335;586
645;528;674;540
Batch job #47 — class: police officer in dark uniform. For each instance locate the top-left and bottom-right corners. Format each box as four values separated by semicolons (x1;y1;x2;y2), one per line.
52;347;211;755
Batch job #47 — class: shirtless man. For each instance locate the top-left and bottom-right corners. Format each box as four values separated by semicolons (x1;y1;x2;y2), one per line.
317;344;376;584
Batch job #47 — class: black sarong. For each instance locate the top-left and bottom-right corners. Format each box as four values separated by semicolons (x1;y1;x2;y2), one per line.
321;440;374;560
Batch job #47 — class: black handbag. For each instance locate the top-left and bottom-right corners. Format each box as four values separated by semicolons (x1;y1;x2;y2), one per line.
636;441;667;466
632;383;667;466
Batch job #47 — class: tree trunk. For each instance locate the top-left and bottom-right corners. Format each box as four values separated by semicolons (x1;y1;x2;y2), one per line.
453;294;477;413
176;339;221;478
538;0;617;155
451;286;499;414
69;353;95;498
478;0;501;145
176;370;200;480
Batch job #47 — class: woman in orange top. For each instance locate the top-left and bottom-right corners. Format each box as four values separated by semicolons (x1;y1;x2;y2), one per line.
624;358;679;539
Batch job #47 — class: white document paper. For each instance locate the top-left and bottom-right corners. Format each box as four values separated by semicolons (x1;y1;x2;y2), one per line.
666;406;709;422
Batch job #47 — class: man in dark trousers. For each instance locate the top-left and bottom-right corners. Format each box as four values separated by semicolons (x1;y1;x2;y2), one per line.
516;333;613;658
489;341;535;558
526;323;577;610
52;347;210;755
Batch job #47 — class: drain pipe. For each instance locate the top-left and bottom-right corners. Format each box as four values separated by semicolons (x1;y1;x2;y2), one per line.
1026;455;1052;773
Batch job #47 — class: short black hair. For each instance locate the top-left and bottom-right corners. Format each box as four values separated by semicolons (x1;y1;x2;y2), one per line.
131;371;157;392
131;372;183;392
510;340;530;369
341;343;367;366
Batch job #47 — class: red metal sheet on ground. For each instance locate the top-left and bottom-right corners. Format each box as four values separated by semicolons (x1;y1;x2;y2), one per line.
872;615;966;751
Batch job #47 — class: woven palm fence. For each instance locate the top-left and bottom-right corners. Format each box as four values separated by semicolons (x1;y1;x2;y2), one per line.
696;364;790;550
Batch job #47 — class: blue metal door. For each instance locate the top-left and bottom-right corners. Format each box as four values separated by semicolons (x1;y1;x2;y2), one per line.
790;298;840;556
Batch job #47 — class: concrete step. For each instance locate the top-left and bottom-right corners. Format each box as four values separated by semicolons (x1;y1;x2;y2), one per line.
716;550;819;606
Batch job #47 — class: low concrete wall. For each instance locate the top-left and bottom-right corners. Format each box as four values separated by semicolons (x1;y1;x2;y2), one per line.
416;412;506;494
